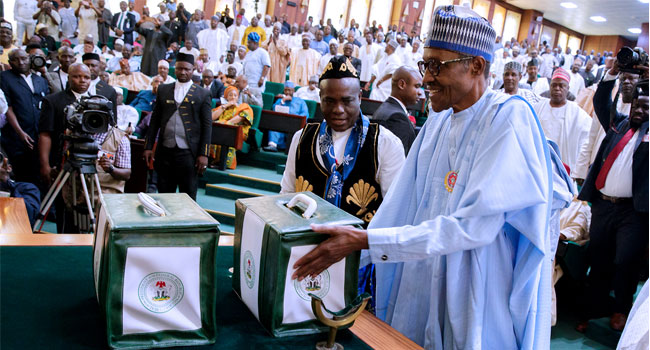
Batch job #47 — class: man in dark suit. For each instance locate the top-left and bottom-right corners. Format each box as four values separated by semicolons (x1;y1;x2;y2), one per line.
45;46;75;94
110;1;136;45
343;43;362;74
82;53;117;118
201;69;225;99
143;53;211;200
0;49;49;185
38;63;89;233
372;66;420;155
576;63;648;332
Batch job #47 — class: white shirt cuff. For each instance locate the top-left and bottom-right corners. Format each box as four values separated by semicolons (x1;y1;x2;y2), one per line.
367;227;403;263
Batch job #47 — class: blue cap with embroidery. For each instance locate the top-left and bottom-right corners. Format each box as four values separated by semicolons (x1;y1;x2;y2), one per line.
425;5;496;62
247;32;260;43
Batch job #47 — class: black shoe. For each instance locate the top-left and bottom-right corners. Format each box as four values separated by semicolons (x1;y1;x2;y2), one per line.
263;145;278;152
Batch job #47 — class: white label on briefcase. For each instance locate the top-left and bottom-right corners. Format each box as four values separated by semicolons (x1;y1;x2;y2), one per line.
240;209;266;320
122;247;202;335
282;245;346;324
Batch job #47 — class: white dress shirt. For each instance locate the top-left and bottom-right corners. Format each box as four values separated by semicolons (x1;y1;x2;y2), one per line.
58;69;69;90
71;89;89;101
89;77;100;95
174;80;192;104
21;73;34;92
600;130;641;198
280;125;405;197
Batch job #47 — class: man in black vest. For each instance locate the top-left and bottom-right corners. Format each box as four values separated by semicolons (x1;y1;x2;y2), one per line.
279;56;405;225
143;53;211;200
576;62;648;332
372;66;421;155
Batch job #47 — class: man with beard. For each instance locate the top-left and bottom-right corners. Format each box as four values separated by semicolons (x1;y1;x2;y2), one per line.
143;53;211;200
46;46;75;93
576;61;648;332
242;16;266;46
498;61;539;104
568;57;586;96
291;6;557;349
82;52;117;117
0;49;49;185
533;68;590;175
574;66;640;181
521;58;549;95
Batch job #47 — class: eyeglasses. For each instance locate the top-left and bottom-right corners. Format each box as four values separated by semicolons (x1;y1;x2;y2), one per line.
417;56;474;77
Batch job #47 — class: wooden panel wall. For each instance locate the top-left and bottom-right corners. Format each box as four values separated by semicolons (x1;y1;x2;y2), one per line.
583;35;636;56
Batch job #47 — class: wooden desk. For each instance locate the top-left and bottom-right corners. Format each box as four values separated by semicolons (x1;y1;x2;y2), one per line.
0;198;32;234
0;233;421;350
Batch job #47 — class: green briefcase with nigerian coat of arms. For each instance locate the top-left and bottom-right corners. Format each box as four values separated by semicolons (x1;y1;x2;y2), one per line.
233;192;364;337
93;193;220;349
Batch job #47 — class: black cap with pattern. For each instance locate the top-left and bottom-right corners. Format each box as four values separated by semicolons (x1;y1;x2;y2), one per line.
319;55;359;82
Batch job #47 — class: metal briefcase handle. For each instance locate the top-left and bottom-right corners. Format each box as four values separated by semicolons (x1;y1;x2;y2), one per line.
286;193;317;219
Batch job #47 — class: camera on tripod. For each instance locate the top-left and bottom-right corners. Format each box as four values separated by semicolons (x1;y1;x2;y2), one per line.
63;95;114;173
617;47;648;74
30;54;46;70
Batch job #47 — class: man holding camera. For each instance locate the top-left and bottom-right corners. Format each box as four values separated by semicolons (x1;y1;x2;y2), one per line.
576;55;648;332
39;63;131;233
0;49;49;186
143;52;211;201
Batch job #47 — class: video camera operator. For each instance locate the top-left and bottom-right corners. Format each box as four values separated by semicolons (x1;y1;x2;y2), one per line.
0;48;49;186
576;47;648;333
38;63;131;233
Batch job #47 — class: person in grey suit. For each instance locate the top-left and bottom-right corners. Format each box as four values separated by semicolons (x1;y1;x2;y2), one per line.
371;66;421;155
45;46;75;94
143;53;212;200
234;75;263;107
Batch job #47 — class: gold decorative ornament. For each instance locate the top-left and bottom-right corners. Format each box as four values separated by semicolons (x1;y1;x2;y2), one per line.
345;180;378;216
295;176;313;193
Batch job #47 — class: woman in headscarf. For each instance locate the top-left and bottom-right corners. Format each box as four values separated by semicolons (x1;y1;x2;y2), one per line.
210;86;254;169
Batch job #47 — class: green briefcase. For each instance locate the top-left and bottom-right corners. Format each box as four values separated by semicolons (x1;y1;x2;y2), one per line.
233;192;364;337
93;193;220;349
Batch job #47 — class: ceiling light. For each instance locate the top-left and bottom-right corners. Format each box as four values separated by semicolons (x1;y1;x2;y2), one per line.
590;16;607;22
628;28;642;34
639;0;649;4
560;2;577;8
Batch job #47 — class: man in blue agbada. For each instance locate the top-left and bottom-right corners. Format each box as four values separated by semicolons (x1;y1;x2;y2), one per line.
293;5;557;349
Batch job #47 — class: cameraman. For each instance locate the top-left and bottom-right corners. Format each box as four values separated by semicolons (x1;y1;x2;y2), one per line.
39;63;131;232
0;48;49;186
576;54;648;332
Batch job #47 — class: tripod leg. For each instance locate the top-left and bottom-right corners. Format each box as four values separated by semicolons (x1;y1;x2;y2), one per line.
39;169;66;211
79;174;96;231
34;170;72;232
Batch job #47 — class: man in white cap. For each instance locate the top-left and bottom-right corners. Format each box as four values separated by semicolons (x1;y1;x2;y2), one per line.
289;35;321;86
291;5;559;349
318;39;339;74
197;15;229;64
533;67;591;175
294;75;320;102
155;59;175;84
365;39;401;101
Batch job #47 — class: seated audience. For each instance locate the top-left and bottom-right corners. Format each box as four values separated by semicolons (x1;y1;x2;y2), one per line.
210;86;254;169
130;75;162;112
114;87;140;131
263;81;309;152
294;75;321;103
109;58;152;91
